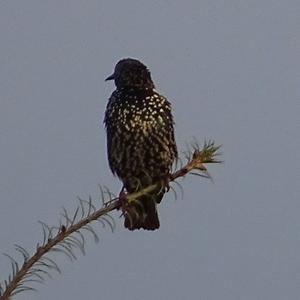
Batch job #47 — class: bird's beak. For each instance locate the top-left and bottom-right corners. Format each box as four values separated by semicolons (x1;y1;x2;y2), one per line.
105;74;114;81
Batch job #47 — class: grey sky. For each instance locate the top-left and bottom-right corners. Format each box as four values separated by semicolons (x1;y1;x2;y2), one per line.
0;1;299;299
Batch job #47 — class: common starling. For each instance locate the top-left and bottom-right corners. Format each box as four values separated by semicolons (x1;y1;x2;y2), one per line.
104;58;177;230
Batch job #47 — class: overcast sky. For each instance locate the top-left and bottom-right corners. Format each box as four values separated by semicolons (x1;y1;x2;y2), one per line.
0;1;299;300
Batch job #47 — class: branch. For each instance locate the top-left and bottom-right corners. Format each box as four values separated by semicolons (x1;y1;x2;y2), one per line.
0;141;221;300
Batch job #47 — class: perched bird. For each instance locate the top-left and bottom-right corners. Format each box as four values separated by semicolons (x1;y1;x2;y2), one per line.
104;58;177;230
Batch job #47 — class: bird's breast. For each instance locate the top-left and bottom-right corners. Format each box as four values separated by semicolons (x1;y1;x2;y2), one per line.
107;91;171;136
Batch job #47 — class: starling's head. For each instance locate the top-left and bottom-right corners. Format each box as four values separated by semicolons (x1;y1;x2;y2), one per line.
106;58;155;89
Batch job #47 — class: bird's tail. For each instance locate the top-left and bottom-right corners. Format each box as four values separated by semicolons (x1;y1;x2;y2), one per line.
124;194;161;231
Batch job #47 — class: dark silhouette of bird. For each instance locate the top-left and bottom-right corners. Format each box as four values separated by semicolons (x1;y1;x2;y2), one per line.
104;58;177;230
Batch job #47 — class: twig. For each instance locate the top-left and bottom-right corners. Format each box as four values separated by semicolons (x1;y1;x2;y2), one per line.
0;141;221;300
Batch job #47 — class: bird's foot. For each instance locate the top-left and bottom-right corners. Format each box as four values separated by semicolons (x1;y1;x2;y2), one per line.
160;174;171;193
118;187;140;227
118;187;128;211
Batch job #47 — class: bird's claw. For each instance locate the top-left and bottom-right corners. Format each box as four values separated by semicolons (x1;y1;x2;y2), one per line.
118;187;128;211
161;175;171;193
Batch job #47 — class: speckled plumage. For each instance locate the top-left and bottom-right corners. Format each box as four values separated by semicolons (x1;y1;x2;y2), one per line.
104;58;177;230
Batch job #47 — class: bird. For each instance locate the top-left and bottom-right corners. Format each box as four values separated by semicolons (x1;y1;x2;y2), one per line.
104;58;177;230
